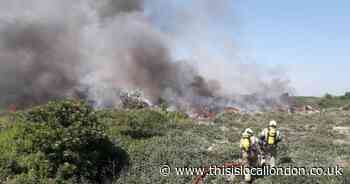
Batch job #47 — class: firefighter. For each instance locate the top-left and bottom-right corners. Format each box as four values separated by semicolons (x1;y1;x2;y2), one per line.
259;120;282;167
239;128;260;183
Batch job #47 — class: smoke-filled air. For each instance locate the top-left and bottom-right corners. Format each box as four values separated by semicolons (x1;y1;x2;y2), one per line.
0;0;292;112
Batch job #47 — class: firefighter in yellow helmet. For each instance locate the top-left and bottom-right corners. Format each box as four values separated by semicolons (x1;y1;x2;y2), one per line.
259;120;282;167
239;128;260;183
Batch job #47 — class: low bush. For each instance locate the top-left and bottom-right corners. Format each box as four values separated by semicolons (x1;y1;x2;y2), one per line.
121;109;168;138
0;100;128;183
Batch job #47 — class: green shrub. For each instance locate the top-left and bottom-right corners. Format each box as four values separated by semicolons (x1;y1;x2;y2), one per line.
122;109;168;139
0;100;128;183
324;93;333;99
344;92;350;98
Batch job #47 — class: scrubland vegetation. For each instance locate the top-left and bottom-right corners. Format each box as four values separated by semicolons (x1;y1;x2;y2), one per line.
0;99;349;183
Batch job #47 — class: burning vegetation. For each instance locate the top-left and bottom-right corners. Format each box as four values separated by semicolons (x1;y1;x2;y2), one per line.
0;1;349;184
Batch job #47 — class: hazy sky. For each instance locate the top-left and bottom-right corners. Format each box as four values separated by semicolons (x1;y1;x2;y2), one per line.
234;0;350;96
148;0;349;96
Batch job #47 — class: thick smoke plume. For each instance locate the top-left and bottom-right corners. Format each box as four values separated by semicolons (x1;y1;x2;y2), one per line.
0;0;291;111
0;20;82;107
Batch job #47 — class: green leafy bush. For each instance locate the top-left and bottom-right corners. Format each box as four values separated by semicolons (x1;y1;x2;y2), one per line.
324;93;333;99
0;100;128;183
122;109;168;138
344;92;350;98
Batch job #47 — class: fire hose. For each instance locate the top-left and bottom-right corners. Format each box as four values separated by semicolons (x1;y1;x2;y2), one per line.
191;162;243;184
